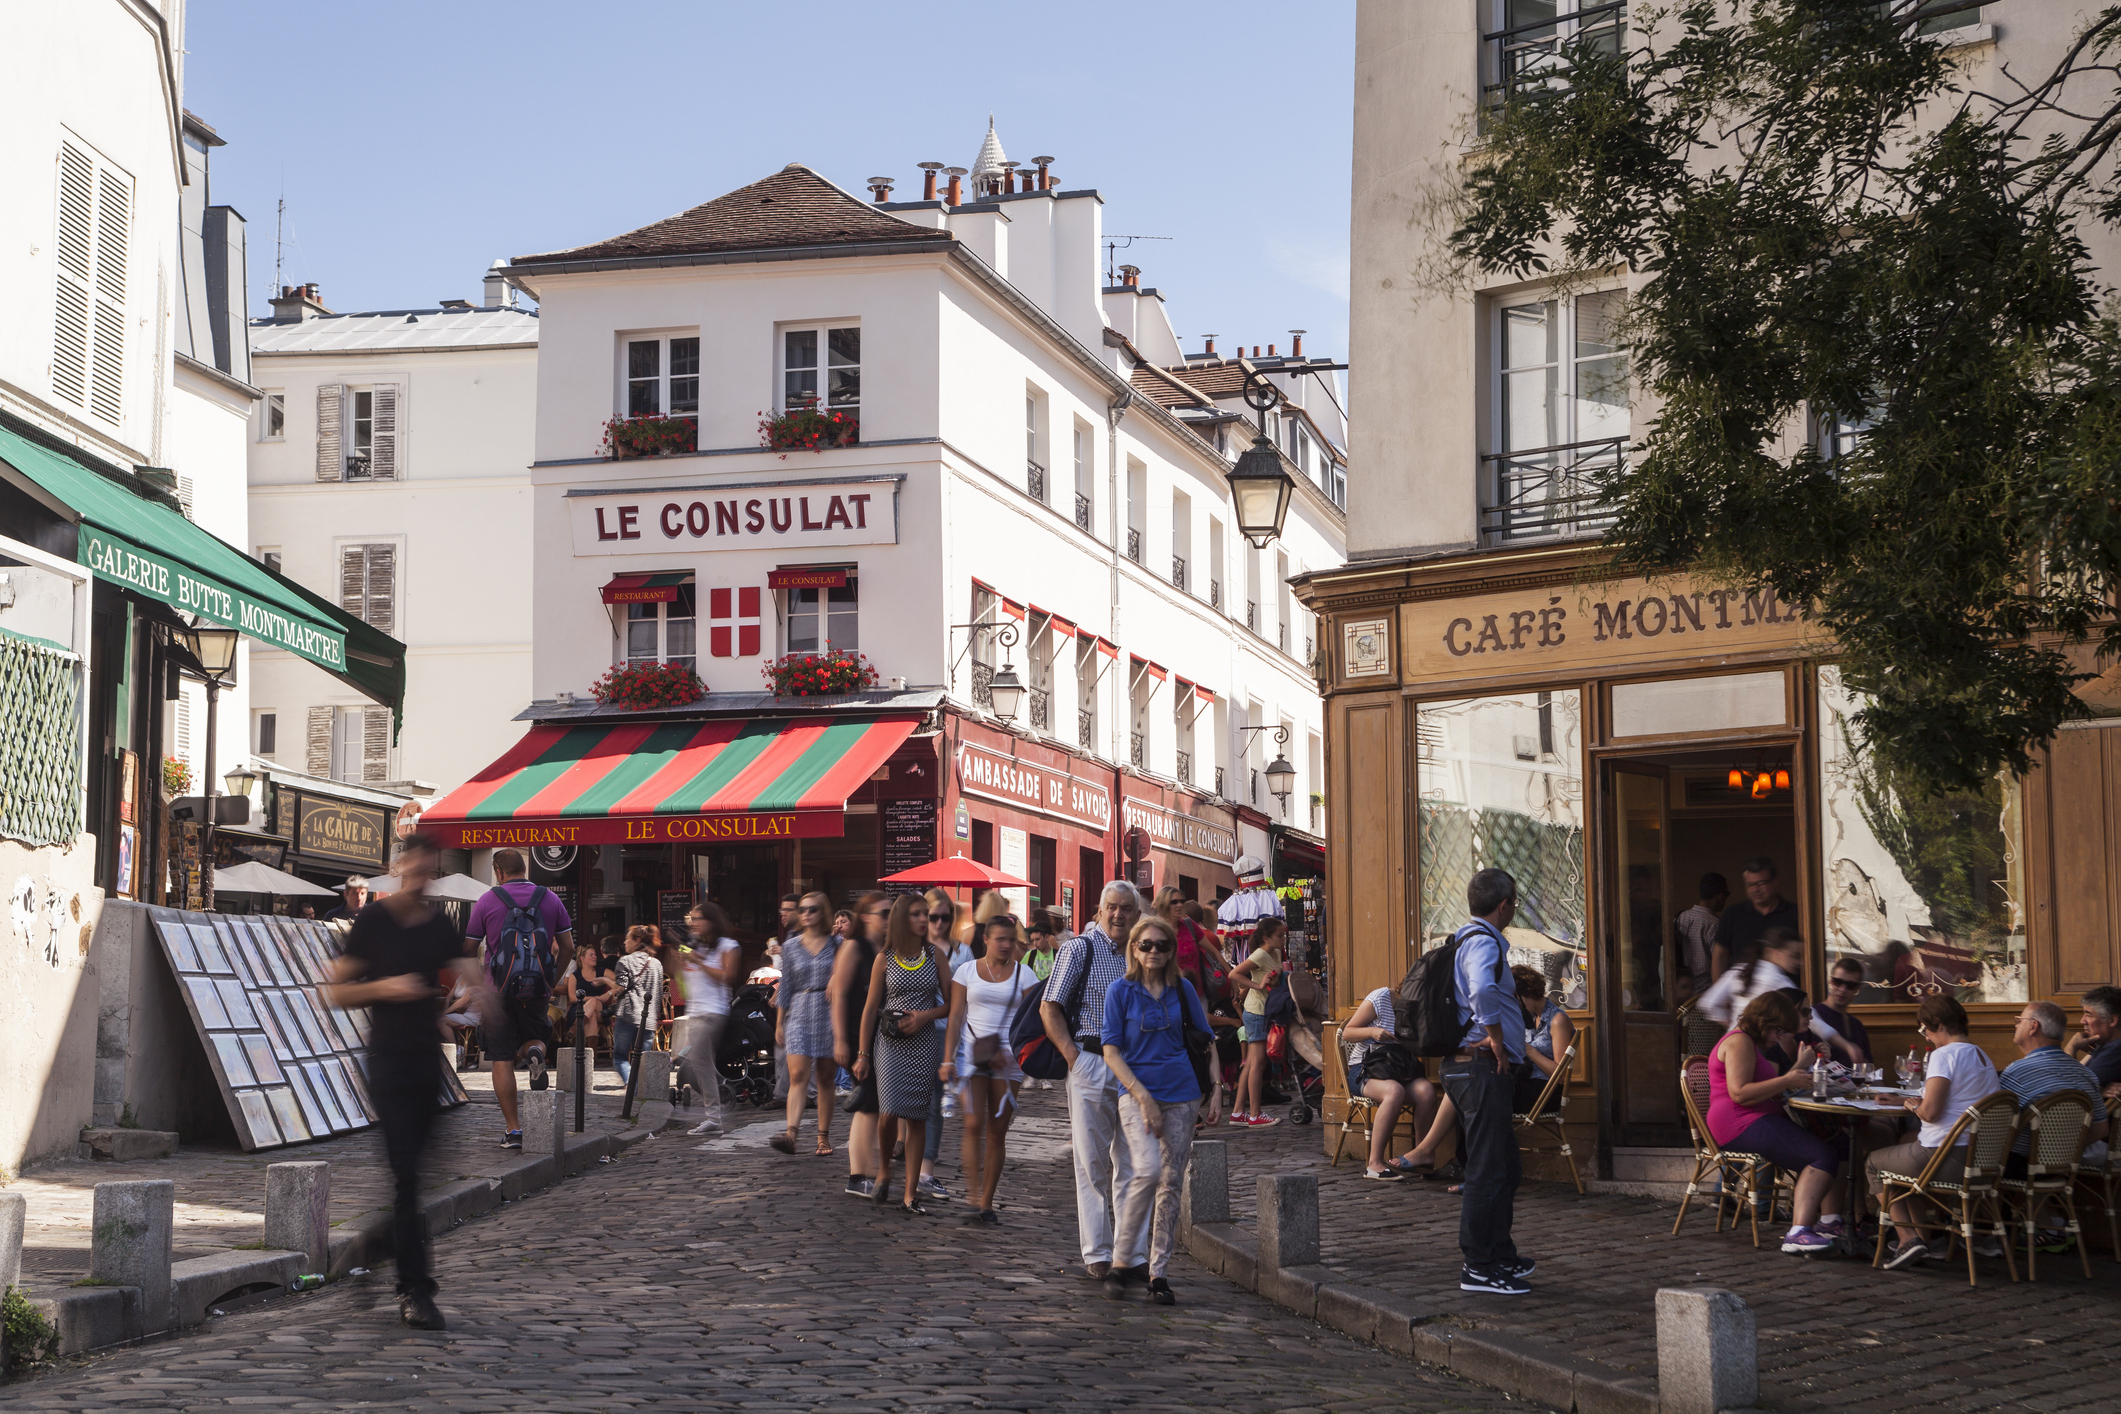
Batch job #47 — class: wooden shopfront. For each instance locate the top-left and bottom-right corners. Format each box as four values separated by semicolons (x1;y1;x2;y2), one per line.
1297;543;2116;1179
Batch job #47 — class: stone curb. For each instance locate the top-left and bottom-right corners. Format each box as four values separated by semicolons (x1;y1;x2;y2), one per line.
27;1121;657;1358
1181;1218;1659;1414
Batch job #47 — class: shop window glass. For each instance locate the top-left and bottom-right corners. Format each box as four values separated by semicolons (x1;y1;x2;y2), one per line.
1416;690;1588;997
1818;667;2026;1003
1609;671;1785;739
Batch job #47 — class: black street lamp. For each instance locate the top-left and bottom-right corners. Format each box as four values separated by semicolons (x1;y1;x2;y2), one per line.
1228;369;1295;548
176;624;240;911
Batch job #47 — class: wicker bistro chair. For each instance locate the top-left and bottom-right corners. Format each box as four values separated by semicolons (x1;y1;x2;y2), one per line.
1327;1032;1378;1168
2075;1144;2121;1263
1870;1091;2021;1288
1674;1054;1795;1248
1514;1040;1582;1194
1997;1091;2097;1280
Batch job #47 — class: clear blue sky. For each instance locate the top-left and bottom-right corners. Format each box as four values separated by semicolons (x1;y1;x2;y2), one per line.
186;1;1355;362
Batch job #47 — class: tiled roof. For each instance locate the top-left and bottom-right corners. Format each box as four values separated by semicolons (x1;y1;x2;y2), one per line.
250;307;539;354
513;164;951;266
1129;362;1225;409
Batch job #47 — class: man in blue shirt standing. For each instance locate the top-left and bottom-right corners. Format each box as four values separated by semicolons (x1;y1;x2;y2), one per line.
1441;868;1531;1295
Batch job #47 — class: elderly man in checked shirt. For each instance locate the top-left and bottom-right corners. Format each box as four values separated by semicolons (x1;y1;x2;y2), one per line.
1042;880;1147;1285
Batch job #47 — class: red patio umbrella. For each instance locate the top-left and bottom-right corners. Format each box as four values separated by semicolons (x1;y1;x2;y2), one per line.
877;856;1033;889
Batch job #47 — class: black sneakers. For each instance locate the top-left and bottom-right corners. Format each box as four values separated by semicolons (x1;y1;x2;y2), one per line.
1148;1277;1175;1305
1460;1264;1531;1295
526;1045;548;1091
399;1292;445;1329
1499;1257;1535;1278
1085;1261;1112;1280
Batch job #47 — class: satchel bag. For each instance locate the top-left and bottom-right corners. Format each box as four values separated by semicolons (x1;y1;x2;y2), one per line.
970;966;1024;1072
1361;1040;1417;1085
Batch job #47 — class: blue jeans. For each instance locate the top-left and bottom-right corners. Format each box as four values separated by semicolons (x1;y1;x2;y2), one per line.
613;1017;641;1085
1440;1050;1520;1271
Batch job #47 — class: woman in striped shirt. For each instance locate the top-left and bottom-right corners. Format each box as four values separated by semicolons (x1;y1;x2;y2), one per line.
1340;985;1440;1180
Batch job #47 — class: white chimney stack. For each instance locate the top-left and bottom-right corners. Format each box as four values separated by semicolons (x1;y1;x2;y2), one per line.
484;259;513;308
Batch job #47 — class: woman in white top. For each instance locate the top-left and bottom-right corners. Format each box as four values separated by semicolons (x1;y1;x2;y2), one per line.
1865;994;2002;1269
1339;985;1441;1181
942;913;1038;1224
1695;926;1805;1029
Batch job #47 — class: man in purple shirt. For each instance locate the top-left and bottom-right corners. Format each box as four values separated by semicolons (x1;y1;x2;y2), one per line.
465;849;575;1148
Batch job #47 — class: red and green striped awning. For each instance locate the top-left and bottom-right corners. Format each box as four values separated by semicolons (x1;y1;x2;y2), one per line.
421;715;919;849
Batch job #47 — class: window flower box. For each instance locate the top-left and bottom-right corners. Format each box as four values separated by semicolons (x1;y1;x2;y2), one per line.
759;407;858;452
588;661;706;710
601;414;698;460
762;651;878;696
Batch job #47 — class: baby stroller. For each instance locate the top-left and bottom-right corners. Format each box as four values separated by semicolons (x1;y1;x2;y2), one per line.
1262;962;1327;1125
716;980;779;1109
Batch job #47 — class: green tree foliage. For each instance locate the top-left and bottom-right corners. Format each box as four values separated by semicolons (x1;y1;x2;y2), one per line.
1451;0;2121;791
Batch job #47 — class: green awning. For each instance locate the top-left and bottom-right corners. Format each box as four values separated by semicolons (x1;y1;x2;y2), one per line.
0;416;405;714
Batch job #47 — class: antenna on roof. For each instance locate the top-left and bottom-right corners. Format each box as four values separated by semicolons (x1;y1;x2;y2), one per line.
273;190;285;301
1104;235;1170;287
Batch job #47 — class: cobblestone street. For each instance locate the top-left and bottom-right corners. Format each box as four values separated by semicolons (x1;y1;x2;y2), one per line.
4;1089;1541;1413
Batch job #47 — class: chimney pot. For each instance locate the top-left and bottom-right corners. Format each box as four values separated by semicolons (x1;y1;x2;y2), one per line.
1290;330;1304;356
945;166;967;206
867;176;896;203
1119;264;1140;289
1252;346;1260;357
1268;343;1276;356
1204;337;1217;356
918;161;944;201
1032;156;1054;190
1000;160;1019;195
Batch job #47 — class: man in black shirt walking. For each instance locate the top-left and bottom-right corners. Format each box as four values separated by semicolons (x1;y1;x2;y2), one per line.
324;832;482;1330
1717;856;1799;970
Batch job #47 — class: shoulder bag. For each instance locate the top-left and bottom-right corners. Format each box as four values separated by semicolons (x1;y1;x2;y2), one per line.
970;965;1024;1073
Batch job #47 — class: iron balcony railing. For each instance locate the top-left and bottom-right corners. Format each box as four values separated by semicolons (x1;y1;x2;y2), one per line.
1210;579;1222;611
1246;600;1259;631
972;660;994;709
1481;1;1625;113
1029;687;1050;732
1075;492;1092;532
1027;459;1046;501
1214;766;1226;798
1277;620;1289;653
1131;731;1145;767
1126;526;1142;563
1175;749;1191;786
1079;709;1094;750
1172;556;1186;591
1478;435;1625;546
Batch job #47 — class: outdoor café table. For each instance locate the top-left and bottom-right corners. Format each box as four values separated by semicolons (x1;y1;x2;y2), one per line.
1788;1090;1914;1248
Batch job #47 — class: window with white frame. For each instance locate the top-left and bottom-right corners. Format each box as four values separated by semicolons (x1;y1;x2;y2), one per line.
256;546;282;575
782;326;860;413
1072;421;1094;531
1818;397;1884;462
1483;1;1625;109
624;333;700;418
253;710;278;758
51;134;132;425
315;381;401;480
626;582;697;671
1488;288;1628;541
331;705;392;784
1075;635;1100;751
786;577;856;654
337;542;397;635
1025;387;1047;501
260;390;285;441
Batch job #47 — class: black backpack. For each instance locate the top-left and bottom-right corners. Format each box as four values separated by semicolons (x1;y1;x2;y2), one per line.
1394;921;1508;1057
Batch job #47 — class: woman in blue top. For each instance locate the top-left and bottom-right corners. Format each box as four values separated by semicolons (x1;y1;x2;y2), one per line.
1101;914;1214;1307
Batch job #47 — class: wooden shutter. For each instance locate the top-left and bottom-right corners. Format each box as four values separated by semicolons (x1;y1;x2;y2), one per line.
361;707;391;783
52;142;94;406
306;706;332;777
363;544;396;635
315;384;343;481
369;382;399;479
339;546;366;620
89;167;129;424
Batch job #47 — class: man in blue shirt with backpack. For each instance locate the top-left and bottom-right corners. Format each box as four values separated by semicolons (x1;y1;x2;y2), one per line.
465;849;575;1149
1440;867;1533;1296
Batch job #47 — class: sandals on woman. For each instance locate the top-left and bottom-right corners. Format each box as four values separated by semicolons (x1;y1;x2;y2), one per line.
769;1129;797;1155
814;1138;834;1157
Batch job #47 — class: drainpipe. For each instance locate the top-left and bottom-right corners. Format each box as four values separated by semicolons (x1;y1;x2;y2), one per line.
1106;386;1134;769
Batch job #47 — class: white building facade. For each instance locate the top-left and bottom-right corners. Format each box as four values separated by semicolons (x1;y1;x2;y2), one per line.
246;280;538;803
419;133;1344;940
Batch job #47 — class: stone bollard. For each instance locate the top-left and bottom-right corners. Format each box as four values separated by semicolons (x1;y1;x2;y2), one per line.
522;1088;567;1165
634;1048;675;1102
1656;1286;1758;1414
1256;1174;1319;1270
1183;1140;1230;1230
264;1162;331;1274
557;1044;592;1096
91;1179;174;1336
0;1190;25;1291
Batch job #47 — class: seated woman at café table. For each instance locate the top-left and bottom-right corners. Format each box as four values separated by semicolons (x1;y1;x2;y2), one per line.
1515;965;1576;1115
1867;994;2002;1271
1339;981;1442;1180
1710;991;1847;1255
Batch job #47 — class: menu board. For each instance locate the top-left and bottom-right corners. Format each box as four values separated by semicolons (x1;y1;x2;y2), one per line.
147;907;469;1152
881;798;937;893
658;890;694;933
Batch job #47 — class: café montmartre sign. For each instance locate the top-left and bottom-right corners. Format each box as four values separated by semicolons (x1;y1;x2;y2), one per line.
569;479;898;557
1401;573;1819;682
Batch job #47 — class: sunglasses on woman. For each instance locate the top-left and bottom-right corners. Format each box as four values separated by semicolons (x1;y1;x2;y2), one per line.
1137;938;1175;954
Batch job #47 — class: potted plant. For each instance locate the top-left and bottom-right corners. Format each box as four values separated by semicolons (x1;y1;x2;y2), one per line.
162;758;193;797
758;405;858;452
761;651;878;697
588;660;707;710
601;414;698;459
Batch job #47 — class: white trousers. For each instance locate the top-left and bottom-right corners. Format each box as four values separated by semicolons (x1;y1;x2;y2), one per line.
1116;1092;1198;1280
1065;1049;1141;1267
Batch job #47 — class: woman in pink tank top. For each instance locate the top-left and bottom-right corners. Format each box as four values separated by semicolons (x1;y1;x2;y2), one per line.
1706;992;1847;1254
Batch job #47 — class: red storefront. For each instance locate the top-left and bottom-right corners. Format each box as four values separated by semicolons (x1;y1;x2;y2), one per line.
1117;775;1240;907
941;715;1115;931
